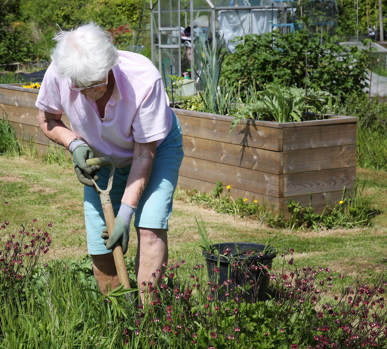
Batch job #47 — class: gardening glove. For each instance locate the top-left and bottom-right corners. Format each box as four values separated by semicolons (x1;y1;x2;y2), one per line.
102;203;135;254
69;138;100;187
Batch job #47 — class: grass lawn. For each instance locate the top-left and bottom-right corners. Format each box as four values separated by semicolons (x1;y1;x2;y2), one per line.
0;155;386;290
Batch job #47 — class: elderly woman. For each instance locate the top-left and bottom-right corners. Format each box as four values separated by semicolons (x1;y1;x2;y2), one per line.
36;23;184;297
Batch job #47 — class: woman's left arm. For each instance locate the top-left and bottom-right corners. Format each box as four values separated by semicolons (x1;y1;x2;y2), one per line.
121;141;158;208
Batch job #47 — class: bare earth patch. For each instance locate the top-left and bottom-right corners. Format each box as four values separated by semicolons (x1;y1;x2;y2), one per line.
43;246;88;261
29;185;58;194
0;176;23;182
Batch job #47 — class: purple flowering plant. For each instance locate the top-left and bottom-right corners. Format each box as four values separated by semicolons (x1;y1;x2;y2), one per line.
117;250;386;348
0;204;52;296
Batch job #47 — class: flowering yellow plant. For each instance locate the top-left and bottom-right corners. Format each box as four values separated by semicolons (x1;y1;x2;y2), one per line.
21;82;40;89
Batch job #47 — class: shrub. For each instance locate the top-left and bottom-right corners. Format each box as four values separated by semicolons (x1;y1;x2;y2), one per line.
221;31;369;101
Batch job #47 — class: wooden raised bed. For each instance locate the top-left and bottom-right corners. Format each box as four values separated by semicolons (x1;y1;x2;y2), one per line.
174;109;357;215
0;84;357;215
0;84;71;155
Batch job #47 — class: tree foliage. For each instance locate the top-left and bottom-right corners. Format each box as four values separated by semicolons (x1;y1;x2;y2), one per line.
0;0;149;64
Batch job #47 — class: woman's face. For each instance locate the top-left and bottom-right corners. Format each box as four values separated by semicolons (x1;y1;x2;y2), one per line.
81;84;108;101
71;72;110;101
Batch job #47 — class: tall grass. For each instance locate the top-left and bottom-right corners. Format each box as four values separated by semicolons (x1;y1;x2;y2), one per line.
333;93;387;171
0;117;22;155
0;72;26;84
42;144;72;167
357;128;387;171
0;255;385;348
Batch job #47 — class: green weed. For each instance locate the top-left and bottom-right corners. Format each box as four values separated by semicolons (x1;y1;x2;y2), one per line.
0;117;22;155
42;144;72;167
357;128;387;171
0;72;24;84
180;182;380;231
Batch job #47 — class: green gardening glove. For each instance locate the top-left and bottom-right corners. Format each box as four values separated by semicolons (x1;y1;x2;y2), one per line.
69;139;100;186
102;203;135;254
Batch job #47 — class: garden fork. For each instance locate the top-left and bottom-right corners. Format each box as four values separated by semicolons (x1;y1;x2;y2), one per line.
86;157;131;289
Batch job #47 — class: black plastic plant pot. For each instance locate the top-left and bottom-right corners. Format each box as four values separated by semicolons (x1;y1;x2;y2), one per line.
202;242;276;302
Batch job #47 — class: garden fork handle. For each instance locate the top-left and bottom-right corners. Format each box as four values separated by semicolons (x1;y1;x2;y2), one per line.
86;157;131;289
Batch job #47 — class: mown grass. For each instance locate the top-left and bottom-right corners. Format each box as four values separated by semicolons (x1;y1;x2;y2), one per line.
0;154;386;290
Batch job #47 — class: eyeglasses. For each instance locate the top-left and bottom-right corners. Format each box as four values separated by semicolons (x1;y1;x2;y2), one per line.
70;73;109;92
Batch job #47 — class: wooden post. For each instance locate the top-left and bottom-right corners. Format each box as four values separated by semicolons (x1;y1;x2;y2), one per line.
379;0;384;41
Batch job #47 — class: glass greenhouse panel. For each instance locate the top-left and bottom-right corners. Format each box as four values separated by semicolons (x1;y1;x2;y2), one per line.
213;0;293;6
159;48;180;80
159;0;180;28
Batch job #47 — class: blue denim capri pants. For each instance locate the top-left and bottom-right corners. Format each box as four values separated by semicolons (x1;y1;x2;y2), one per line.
83;111;184;255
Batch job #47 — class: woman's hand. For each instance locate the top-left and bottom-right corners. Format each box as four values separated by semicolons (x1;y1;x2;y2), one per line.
70;139;100;186
102;203;135;254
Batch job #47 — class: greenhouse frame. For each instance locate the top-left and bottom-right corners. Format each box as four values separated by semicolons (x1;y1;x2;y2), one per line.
150;0;337;90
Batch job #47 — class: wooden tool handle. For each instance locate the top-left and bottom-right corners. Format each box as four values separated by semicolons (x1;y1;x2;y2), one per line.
101;196;131;289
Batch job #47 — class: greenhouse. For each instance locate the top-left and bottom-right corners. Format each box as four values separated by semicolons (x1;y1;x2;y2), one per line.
150;0;337;84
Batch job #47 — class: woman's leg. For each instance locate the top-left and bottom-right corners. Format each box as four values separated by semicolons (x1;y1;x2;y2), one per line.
135;228;168;304
92;253;120;295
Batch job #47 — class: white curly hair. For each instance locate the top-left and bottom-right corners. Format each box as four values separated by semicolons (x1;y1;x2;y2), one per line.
51;22;118;87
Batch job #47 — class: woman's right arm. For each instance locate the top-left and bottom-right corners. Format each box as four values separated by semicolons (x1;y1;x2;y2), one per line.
37;109;77;149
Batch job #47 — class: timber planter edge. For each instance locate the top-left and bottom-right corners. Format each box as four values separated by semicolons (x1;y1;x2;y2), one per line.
0;84;357;215
173;108;357;216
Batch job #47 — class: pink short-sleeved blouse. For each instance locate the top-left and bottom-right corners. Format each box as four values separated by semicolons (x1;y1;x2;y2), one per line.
36;50;172;167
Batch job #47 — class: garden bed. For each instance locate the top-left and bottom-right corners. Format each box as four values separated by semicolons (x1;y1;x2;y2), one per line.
0;84;70;155
174;108;357;215
0;84;357;215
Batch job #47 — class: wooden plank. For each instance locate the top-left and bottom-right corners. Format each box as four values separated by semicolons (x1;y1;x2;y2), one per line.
175;109;283;151
183;135;282;174
174;108;357;128
1;104;40;127
283;167;356;197
0;85;38;108
177;175;281;211
1;104;71;128
180;156;281;196
8;121;50;145
283;123;357;151
283;145;356;174
276;115;357;128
